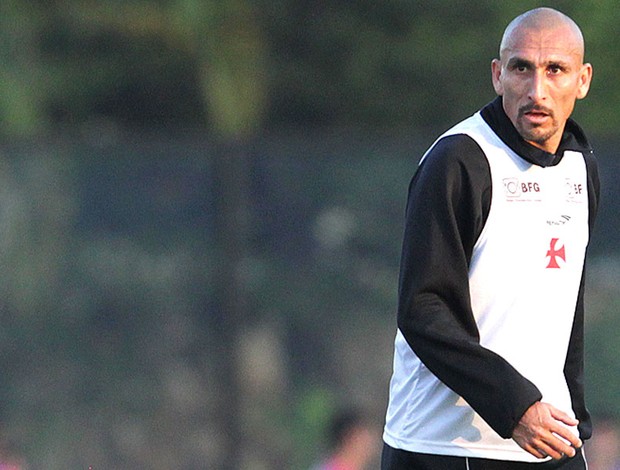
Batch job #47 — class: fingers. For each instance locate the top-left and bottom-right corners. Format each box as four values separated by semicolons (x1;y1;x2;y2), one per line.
512;402;581;460
548;406;582;451
519;442;549;460
540;434;577;460
519;428;578;460
549;406;579;427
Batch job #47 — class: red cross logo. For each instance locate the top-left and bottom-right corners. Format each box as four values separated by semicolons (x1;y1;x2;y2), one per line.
546;238;566;269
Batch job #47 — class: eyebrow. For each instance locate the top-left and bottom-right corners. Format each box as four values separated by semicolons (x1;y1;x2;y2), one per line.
506;57;532;68
506;56;571;70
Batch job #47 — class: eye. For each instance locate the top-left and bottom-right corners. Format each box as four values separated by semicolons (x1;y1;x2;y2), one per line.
548;64;565;75
508;59;531;73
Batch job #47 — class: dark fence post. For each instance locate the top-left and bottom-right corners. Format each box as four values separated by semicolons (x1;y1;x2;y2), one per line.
212;137;250;470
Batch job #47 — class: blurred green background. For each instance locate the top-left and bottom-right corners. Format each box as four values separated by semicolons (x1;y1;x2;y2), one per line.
0;1;619;469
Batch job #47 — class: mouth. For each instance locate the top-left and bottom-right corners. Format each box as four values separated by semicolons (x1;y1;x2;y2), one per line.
521;107;552;125
525;112;549;123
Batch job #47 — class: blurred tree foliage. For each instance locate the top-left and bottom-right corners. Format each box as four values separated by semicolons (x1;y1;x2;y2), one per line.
0;1;619;469
0;0;617;138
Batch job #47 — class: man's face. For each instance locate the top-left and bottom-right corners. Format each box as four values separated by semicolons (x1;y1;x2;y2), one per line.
491;25;592;154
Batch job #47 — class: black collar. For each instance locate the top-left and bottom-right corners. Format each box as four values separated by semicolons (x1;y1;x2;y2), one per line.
480;96;592;168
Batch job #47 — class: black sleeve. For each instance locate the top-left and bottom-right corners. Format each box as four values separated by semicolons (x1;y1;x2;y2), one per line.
563;151;600;440
397;134;542;439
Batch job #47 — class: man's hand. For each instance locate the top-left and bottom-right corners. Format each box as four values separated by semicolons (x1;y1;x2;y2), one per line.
512;401;582;460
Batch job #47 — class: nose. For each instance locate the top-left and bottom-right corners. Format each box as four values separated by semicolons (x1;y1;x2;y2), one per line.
528;70;548;103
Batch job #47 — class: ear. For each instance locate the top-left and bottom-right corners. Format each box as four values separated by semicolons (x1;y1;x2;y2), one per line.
576;63;593;100
491;59;504;95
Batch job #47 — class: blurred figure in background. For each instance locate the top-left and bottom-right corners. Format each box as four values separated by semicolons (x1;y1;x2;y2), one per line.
587;417;620;470
0;436;24;470
0;464;22;470
311;408;380;470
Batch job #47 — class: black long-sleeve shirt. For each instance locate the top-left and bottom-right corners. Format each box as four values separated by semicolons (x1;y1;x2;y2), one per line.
383;97;599;460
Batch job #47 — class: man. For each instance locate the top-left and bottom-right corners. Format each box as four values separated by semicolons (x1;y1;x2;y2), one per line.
311;408;379;470
382;7;598;470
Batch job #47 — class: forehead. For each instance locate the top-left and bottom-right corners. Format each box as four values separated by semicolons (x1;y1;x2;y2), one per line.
501;25;583;64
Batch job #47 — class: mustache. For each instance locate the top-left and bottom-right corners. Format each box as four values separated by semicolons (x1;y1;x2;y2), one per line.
519;104;554;118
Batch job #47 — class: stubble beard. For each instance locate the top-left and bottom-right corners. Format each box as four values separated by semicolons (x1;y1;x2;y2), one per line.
517;121;559;148
516;106;559;151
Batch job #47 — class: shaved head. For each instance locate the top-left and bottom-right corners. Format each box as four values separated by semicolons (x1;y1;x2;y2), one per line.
491;7;592;153
499;8;585;62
